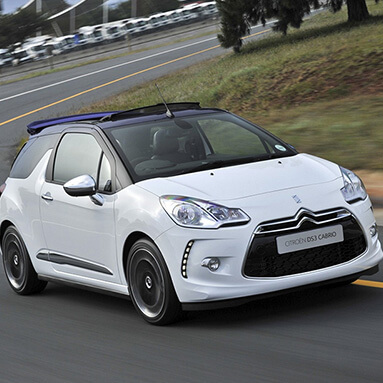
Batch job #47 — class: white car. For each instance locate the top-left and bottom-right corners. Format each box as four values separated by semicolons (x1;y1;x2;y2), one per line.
0;103;381;325
0;48;13;67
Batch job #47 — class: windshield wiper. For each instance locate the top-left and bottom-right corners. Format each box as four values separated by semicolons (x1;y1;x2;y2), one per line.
186;154;276;174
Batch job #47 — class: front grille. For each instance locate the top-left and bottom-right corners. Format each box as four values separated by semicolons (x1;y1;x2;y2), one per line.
244;209;367;278
254;208;351;234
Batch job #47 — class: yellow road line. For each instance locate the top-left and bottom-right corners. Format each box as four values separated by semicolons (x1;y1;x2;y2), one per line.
243;28;271;40
0;45;219;127
353;279;383;288
0;29;271;127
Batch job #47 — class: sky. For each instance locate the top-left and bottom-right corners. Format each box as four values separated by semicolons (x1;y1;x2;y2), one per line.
2;0;123;14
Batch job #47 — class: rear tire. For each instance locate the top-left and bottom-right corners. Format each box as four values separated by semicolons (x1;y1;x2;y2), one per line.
2;226;47;295
127;239;182;325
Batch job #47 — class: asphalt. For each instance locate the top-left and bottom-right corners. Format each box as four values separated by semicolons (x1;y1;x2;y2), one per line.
0;227;382;383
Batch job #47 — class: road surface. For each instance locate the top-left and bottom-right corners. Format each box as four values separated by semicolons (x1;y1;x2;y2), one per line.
0;227;382;383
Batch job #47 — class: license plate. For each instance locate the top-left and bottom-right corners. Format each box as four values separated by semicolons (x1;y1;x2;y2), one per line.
276;225;344;255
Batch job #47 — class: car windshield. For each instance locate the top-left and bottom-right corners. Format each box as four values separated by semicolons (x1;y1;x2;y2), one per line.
106;111;297;182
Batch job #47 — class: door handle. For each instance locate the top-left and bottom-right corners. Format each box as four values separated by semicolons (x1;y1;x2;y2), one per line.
41;192;53;201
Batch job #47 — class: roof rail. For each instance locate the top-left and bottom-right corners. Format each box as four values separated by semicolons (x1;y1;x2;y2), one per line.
27;112;120;135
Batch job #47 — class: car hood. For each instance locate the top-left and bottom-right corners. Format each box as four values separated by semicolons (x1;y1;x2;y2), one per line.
136;154;342;202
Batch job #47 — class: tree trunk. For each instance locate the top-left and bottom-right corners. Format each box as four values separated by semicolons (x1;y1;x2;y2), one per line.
347;0;369;22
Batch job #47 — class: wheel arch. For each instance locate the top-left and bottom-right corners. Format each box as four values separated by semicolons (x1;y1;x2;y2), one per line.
122;231;153;281
0;220;14;249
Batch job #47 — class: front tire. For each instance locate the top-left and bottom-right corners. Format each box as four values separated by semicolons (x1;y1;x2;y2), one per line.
2;226;47;295
127;239;182;325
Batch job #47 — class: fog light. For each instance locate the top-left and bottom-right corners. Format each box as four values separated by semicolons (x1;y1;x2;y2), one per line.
201;257;220;272
370;224;377;237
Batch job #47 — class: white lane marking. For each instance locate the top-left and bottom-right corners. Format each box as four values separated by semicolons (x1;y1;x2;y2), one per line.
0;23;274;104
0;37;216;103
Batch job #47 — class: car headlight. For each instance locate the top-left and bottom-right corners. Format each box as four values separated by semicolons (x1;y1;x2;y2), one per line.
160;195;250;229
340;167;367;203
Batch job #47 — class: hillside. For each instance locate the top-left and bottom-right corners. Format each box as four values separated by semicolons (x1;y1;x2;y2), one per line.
80;1;383;172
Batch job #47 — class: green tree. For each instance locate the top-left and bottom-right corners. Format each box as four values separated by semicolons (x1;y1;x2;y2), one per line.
109;1;132;21
217;0;380;51
136;0;179;17
41;0;69;15
0;9;48;47
346;0;370;21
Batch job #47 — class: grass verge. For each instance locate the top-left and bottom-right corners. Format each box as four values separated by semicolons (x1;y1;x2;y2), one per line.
78;1;383;171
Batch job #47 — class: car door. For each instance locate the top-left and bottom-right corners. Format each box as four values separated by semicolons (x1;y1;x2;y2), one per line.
39;130;121;284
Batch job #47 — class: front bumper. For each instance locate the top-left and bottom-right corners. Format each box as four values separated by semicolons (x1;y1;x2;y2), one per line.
182;264;379;311
155;190;383;306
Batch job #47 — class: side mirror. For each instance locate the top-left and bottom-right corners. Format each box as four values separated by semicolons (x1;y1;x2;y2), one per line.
63;175;96;197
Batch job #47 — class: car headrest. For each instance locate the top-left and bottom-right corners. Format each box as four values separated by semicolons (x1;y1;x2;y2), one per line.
153;129;179;155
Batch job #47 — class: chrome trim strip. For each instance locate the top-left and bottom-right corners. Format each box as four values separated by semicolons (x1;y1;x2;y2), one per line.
36;252;49;261
37;252;113;275
254;208;351;235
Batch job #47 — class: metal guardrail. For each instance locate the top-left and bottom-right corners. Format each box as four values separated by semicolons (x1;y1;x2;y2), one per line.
0;18;220;81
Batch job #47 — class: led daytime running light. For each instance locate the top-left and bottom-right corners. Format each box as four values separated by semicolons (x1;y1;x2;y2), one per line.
181;240;194;278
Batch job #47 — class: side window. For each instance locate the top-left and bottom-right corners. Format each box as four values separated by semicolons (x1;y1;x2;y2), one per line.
53;133;102;184
199;119;268;157
10;135;57;179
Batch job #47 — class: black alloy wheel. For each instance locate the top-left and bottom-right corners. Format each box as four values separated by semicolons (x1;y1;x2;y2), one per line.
2;226;47;295
127;239;182;325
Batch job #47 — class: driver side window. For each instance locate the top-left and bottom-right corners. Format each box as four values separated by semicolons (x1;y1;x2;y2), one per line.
53;133;112;192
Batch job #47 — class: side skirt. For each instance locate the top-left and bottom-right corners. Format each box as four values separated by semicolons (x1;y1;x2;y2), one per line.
38;274;130;300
